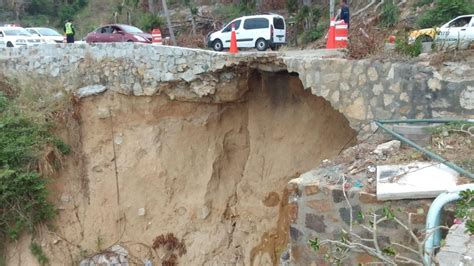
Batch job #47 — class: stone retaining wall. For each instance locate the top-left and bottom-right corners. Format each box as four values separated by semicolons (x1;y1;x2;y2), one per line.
0;44;473;133
284;57;474;131
286;167;455;265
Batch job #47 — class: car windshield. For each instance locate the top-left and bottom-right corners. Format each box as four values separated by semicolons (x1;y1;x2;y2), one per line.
3;28;32;36
121;25;143;33
36;28;61;36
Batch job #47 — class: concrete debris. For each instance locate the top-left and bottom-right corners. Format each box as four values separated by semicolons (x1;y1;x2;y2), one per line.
376;161;459;200
75;85;107;98
79;245;129;266
138;208;146;216
60;194;71;203
373;140;401;156
437;222;474;266
114;136;123;145
97;107;111;119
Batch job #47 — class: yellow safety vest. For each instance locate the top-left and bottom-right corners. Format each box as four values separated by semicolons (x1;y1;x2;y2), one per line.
65;22;74;35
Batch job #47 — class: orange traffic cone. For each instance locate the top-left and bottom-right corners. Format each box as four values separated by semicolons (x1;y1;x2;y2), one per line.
326;17;336;49
229;23;238;54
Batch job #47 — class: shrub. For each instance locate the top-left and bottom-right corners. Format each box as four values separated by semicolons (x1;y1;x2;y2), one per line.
302;25;325;43
138;13;165;32
379;1;400;28
0;92;69;247
215;0;256;22
414;0;434;8
348;27;386;59
417;0;474;28
395;37;422;57
456;189;474;234
286;0;298;15
30;242;49;265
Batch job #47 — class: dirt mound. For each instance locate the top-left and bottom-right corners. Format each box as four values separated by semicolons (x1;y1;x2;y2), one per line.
5;71;356;265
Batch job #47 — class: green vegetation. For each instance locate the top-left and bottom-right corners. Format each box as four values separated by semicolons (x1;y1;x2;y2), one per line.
22;0;88;27
395;37;422;57
456;189;474;234
302;24;326;43
286;0;299;15
30;242;49;265
0;91;69;251
137;14;165;32
417;0;474;28
379;1;400;28
215;0;256;22
414;0;434;8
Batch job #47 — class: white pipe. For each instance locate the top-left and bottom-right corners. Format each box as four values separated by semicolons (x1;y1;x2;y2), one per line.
424;184;474;265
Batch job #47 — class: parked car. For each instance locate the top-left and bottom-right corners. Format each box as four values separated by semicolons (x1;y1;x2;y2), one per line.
409;15;474;48
26;27;64;43
207;14;286;52
435;15;474;49
85;24;152;44
0;26;43;47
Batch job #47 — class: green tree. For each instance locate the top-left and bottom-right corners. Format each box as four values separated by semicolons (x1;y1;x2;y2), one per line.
417;0;474;28
379;1;400;28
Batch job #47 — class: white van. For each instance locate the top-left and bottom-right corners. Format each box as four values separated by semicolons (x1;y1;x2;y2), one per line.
207;14;286;51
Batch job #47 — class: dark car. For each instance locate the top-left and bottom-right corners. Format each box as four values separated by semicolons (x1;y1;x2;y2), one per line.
85;24;152;44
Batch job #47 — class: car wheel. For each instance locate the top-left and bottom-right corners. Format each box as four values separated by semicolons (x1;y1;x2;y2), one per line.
127;40;134;42
417;35;433;43
256;38;268;51
6;42;13;48
212;39;223;51
270;44;280;51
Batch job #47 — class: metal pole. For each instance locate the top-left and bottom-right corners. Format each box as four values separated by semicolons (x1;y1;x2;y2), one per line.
375;120;474;179
376;119;473;124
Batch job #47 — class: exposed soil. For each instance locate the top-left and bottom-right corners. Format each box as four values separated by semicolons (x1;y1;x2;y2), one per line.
4;71;356;265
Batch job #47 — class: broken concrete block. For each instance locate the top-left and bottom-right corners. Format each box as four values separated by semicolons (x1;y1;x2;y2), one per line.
373;140;401;156
376;161;459;200
75;84;107;98
138;208;146;216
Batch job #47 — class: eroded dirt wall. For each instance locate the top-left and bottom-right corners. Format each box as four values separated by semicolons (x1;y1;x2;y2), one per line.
5;71;356;265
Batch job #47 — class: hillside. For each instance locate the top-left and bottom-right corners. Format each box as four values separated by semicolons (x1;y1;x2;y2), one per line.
2;0;473;48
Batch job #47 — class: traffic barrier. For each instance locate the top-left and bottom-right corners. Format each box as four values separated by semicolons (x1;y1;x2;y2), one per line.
325;18;336;49
229;23;238;54
152;28;162;45
334;20;348;48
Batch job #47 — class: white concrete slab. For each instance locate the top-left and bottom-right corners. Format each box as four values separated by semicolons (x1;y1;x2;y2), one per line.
376;161;459;201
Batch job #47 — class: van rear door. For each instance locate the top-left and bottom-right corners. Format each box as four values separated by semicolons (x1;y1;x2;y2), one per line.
272;17;286;44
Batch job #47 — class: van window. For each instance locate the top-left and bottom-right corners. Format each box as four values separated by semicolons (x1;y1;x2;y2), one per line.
243;18;269;30
273;17;285;29
223;20;241;32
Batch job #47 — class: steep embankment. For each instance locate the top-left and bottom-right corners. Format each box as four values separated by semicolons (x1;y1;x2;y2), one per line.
5;71;355;265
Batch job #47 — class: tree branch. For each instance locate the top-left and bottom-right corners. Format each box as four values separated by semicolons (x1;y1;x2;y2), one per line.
353;0;378;17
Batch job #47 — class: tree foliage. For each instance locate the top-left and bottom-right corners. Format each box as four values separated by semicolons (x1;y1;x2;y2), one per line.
417;0;474;28
22;0;88;26
379;1;400;28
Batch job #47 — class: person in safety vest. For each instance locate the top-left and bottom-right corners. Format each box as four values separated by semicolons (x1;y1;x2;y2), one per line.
336;0;350;29
64;19;75;43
